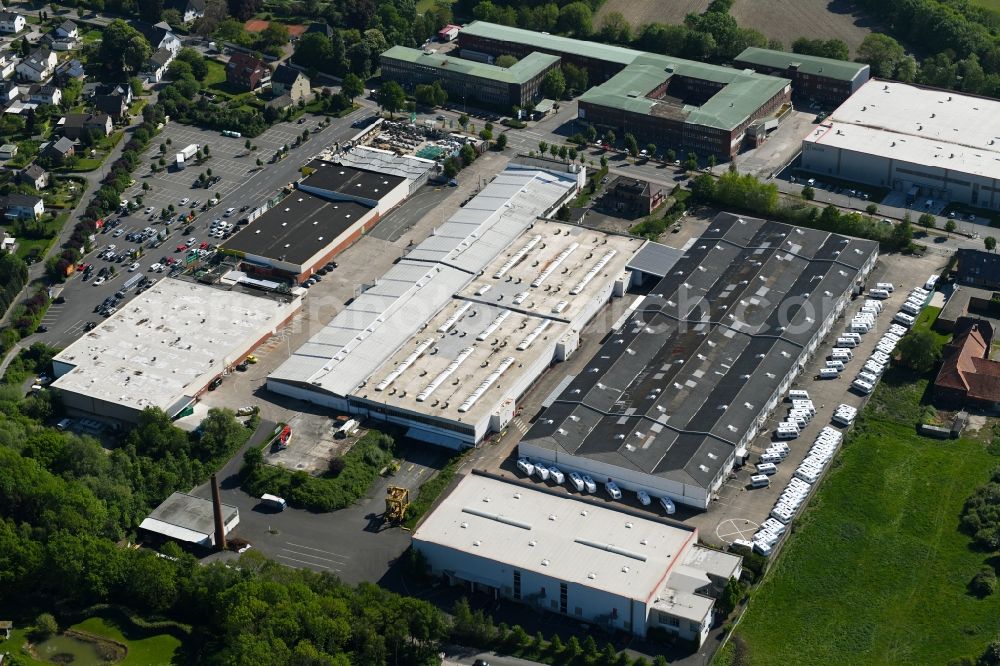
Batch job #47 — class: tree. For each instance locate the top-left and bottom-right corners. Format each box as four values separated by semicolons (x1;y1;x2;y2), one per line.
892;215;913;249
496;133;508;151
458;114;469;129
980;636;1000;666
865;203;879;215
599;11;631;44
495;54;518;68
896;330;942;373
19;36;29;57
541;68;566;100
562;63;588;93
138;0;164;23
603;130;615;147
377;81;405;118
684;151;699;172
259;22;289;49
987;236;997;252
624;133;638;158
341;73;364;102
946;219;958;233
460;143;476;166
228;0;262;21
971;566;997;598
177;47;208;80
857;33;905;78
294;32;334;72
538;141;548;154
480;128;493;141
33;613;58;640
100;20;153;78
962;468;1000;551
557;1;592;37
801;185;815;200
586;124;598;144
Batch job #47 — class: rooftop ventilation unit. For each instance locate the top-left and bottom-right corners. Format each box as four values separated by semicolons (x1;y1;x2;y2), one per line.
494;235;542;279
374;338;434;392
532;243;579;288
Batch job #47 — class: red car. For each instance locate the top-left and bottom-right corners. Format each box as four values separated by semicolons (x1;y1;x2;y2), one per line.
176;243;188;252
200;241;209;249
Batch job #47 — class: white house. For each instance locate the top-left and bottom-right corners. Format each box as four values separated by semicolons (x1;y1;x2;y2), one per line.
55;20;78;39
183;0;205;24
16;49;56;82
143;48;175;84
144;21;181;55
0;12;26;34
0;51;15;79
2;194;44;220
27;84;61;106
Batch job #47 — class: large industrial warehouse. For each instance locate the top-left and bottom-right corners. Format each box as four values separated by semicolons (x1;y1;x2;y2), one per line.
452;22;791;159
221;162;411;283
52;280;300;423
801;79;1000;211
267;162;649;447
519;213;879;510
413;472;742;646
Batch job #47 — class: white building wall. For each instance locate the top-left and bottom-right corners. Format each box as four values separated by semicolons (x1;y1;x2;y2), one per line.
413;537;649;635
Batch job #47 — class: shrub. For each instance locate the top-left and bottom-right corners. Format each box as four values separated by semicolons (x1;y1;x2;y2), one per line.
970;566;997;598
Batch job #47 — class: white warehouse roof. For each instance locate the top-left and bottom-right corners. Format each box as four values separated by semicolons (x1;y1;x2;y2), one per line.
52;280;296;415
414;472;740;618
269;167;581;397
805;79;1000;180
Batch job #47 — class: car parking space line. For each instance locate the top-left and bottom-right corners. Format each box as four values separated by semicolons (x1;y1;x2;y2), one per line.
280;548;348;565
284;542;350;560
275;554;338;571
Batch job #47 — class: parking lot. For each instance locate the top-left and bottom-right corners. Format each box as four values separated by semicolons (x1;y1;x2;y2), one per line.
33;105;375;349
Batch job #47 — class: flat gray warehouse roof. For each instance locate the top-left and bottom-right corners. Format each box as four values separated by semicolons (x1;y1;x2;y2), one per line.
520;213;878;490
140;492;238;544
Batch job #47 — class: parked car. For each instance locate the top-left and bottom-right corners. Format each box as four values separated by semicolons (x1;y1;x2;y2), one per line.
208;377;223;390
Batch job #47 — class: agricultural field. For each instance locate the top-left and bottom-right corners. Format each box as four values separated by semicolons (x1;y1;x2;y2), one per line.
595;0;875;55
718;367;1000;665
972;0;1000;12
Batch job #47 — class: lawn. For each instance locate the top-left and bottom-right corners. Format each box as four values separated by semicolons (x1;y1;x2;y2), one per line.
73;615;182;665
82;29;102;43
724;369;1000;665
417;0;455;13
203;58;227;87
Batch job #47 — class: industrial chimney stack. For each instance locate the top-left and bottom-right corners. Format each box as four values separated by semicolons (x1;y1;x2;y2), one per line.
210;474;227;551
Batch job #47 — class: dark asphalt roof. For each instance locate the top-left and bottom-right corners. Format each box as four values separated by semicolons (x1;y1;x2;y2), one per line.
300;160;405;201
521;212;878;489
626;241;684;278
220;191;371;267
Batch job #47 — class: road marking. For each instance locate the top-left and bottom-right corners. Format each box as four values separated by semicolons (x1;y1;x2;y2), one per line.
279;547;347;566
275;554;338;571
284;542;350;560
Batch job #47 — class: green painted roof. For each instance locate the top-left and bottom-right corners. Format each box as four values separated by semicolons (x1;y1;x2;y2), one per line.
734;47;868;82
580;53;790;130
381;45;559;85
460;21;640;66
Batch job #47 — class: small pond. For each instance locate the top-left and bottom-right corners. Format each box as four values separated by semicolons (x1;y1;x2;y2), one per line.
33;633;122;665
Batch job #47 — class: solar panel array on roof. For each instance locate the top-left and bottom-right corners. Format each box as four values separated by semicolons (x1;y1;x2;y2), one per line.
521;213;877;492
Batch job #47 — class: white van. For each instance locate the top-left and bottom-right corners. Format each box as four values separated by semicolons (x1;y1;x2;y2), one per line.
869;288;890;299
836;337;857;348
756;462;778;475
750;474;771;488
826;360;845;371
876;282;895;293
819;368;840;379
787;389;810;401
893;312;916;326
261;494;287;511
925;274;939;290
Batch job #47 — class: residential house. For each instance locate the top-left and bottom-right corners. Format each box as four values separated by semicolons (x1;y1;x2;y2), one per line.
2;193;44;220
94;87;131;122
935;318;1000;408
55;58;85;82
41;136;75;164
55;20;79;39
16;48;57;82
142;21;181;55
604;177;666;217
1;232;16;255
270;64;309;103
0;620;11;639
0;81;17;103
27;84;62;106
143;47;174;83
0;50;16;79
0;143;17;159
0;12;25;34
19;163;49;189
43;31;79;51
226;52;270;91
62;112;112;140
183;0;205;23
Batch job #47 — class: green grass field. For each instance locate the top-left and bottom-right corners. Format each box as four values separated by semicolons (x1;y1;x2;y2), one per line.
203;59;227;88
73;616;182;664
723;370;1000;665
971;0;1000;12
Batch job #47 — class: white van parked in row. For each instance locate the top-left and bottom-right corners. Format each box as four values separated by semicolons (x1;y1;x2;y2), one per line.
894;312;916;327
787;389;810;401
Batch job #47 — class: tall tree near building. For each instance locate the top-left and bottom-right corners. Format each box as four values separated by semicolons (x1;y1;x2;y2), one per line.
100;20;152;77
138;0;164;23
857;33;905;78
541;68;565;100
377;81;405;118
341;73;364;101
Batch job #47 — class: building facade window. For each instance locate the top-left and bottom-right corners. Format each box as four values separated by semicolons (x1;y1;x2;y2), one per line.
513;570;521;600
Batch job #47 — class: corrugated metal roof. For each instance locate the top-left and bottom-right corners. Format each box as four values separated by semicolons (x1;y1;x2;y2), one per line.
626;241;684;278
735;47;869;82
381;45;560;85
460;21;640;65
269;167;579;396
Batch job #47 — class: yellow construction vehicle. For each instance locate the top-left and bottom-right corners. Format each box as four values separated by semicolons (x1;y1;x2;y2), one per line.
385;486;410;523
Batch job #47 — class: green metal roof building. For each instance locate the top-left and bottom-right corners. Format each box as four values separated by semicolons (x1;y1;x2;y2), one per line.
456;22;793;160
733;47;869;106
380;45;560;109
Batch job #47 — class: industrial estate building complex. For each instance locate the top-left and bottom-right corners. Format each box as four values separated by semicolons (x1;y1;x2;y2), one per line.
519;213;878;509
221;160;414;283
733;47;870;106
413;472;742;646
449;22;792;159
380;45;561;109
801;80;1000;212
267;162;653;447
52;280;299;423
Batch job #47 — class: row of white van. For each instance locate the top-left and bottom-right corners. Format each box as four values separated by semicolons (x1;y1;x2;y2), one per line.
516;457;677;514
775;398;816;439
832;403;857;426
